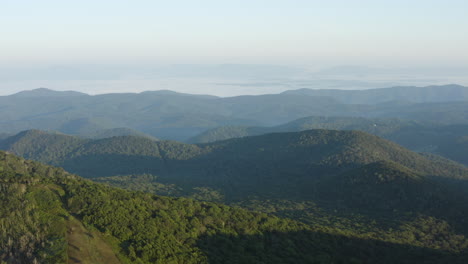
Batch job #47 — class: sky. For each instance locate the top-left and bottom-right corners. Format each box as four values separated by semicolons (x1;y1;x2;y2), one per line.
1;0;467;95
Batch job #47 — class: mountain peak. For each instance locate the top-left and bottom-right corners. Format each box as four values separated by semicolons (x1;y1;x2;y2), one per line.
10;88;88;97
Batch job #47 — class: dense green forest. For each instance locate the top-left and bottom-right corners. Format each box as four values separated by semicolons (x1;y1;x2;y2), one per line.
2;151;468;263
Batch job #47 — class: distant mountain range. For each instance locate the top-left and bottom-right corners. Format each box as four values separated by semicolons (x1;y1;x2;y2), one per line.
10;87;88;97
0;85;467;140
282;84;468;104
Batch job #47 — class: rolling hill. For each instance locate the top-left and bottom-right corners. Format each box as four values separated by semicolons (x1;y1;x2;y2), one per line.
0;85;467;141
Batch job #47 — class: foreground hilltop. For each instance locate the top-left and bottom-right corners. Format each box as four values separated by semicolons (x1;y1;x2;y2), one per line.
0;151;312;263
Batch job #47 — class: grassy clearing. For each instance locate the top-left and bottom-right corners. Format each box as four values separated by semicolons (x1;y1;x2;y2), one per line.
67;216;121;264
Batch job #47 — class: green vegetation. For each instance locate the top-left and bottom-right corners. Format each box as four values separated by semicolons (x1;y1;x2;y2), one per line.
2;151;468;263
0;151;308;263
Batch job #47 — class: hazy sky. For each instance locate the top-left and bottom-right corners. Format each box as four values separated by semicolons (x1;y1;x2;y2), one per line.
2;0;467;66
1;0;467;95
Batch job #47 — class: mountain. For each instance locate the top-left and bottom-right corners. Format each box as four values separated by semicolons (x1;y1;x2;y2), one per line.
188;116;468;166
11;87;88;97
2;151;468;263
282;84;468;104
0;133;11;140
437;135;468;166
0;150;320;263
0;129;88;164
188;116;414;143
2;129;467;216
319;160;462;212
1;86;467;141
58;117;116;136
86;127;159;140
3;129;466;182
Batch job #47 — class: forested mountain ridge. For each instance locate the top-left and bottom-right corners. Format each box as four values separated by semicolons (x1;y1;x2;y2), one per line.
85;127;159;140
0;129;89;164
188;116;428;143
2;129;468;229
188;116;468;166
1;85;467;140
2;129;467;183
